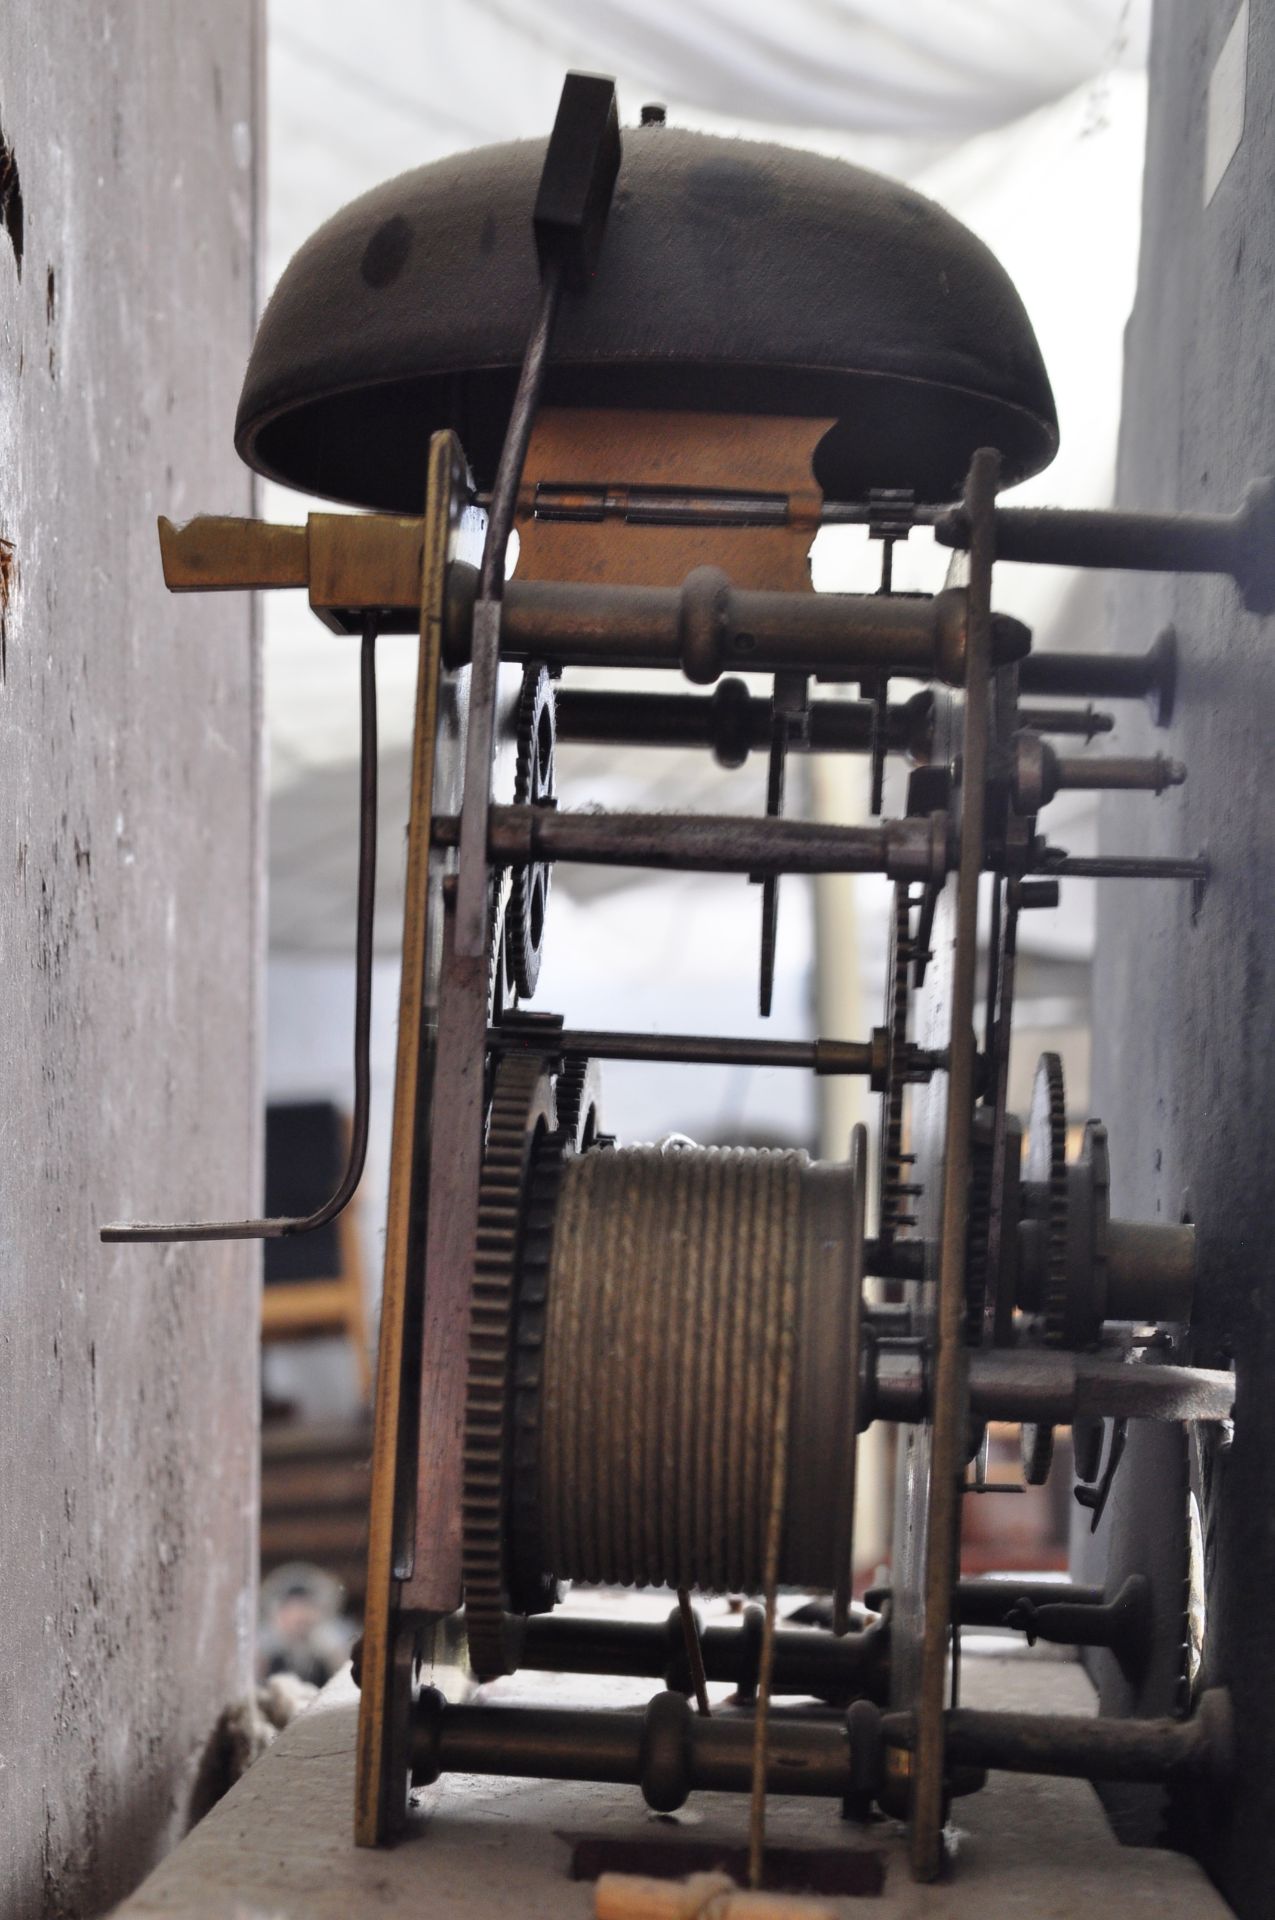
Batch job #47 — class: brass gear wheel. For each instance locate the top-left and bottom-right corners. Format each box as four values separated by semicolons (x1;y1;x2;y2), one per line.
555;1051;609;1154
1018;1053;1069;1483
487;873;511;1018
462;1049;560;1679
507;1118;571;1617
1025;1051;1069;1345
878;883;919;1249
506;664;555;1000
508;1058;609;1617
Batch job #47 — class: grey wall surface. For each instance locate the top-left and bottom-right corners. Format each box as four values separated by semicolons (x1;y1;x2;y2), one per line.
0;8;262;1917
1089;2;1275;1913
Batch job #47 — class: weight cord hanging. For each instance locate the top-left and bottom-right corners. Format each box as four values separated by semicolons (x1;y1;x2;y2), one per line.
748;1247;799;1889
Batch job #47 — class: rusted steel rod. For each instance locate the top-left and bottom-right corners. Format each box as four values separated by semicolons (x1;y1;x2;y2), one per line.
1018;704;1114;738
555;685;1113;765
557;685;1116;774
555;683;928;761
955;1576;1103;1624
515;1608;890;1705
1009;734;1186;814
485;485;944;530
921;1688;1233;1786
936;477;1275;613
1034;853;1208;881
999;1574;1151;1670
409;1684;1232;1803
433;806;950;881
968;1350;1235;1424
1054;753;1185;792
445;562;1029;685
411;1689;859;1807
1018;635;1175;705
963;504;1245;573
864;1239;925;1284
865;1576;1106;1626
1106;1219;1197;1323
487;1024;892;1077
868;1343;1235;1426
502;478;1275;620
456;804;1204;893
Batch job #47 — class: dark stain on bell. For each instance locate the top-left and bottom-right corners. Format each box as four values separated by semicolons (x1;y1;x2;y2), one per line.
361;213;411;289
0;119;23;276
479;211;496;255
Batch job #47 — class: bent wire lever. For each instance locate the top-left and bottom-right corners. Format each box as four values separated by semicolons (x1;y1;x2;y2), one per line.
101;616;380;1243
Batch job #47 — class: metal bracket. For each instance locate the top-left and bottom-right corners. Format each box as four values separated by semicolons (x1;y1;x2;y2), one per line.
101;619;381;1244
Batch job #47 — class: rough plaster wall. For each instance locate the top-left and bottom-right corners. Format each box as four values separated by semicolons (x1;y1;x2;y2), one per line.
0;7;262;1918
1087;2;1275;1913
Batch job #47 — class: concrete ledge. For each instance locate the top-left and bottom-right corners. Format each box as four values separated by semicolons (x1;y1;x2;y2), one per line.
115;1647;1232;1918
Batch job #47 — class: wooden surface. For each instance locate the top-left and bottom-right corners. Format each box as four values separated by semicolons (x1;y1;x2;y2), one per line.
115;1644;1232;1918
0;7;261;1917
260;1419;371;1609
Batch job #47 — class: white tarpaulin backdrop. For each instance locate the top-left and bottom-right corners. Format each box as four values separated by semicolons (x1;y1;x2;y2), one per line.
507;0;1147;134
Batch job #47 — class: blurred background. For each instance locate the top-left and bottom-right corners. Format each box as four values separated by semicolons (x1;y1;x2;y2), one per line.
254;0;1149;1675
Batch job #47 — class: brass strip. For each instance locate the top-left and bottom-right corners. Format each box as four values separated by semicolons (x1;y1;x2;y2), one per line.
515;407;831;591
908;448;1000;1879
157;512;308;590
307;513;423;626
156;509;424;628
354;432;459;1845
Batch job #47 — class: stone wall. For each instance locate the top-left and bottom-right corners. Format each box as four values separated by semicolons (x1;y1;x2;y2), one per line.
0;8;262;1914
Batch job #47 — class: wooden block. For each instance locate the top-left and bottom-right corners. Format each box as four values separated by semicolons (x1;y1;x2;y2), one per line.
594;1870;838;1920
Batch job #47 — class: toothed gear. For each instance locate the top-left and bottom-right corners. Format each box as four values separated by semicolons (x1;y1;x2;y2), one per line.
878;884;920;1248
462;1051;558;1679
1026;1051;1069;1346
506;664;555;999
555;1052;605;1153
488;873;511;1016
1075;1119;1110;1346
509;1054;610;1615
507;1116;570;1616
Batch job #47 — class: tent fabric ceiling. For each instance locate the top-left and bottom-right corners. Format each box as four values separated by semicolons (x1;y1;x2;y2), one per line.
482;0;1149;137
